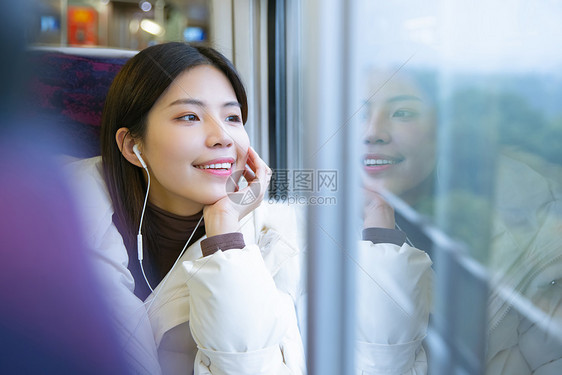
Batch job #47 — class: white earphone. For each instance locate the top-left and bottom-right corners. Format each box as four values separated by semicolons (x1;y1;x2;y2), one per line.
132;143;153;291
133;144;147;169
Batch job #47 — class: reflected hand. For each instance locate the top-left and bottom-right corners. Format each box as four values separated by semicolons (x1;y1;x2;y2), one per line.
363;187;395;229
203;147;272;237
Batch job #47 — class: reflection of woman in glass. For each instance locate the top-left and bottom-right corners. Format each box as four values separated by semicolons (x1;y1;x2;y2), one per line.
361;68;562;374
354;71;434;374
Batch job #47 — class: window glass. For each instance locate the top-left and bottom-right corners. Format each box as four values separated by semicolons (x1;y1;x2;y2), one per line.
353;0;562;373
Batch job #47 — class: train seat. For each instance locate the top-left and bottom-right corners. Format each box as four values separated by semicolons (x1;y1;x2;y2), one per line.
24;47;137;158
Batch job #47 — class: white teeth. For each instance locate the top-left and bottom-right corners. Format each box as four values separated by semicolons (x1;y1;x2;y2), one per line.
364;159;396;166
196;162;233;169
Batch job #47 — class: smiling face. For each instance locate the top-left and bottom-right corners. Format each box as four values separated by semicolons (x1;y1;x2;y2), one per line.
362;72;437;204
140;65;250;215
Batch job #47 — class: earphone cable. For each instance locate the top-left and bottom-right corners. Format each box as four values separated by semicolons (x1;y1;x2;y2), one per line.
138;164;154;293
136;162;205;304
143;213;204;309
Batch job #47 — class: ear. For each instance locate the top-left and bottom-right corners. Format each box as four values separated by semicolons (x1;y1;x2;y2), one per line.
116;127;144;168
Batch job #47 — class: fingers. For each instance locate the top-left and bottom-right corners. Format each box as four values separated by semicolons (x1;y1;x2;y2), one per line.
362;187;395;229
244;147;271;193
242;163;255;182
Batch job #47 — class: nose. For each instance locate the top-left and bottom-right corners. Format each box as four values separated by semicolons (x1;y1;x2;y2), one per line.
205;118;233;148
363;109;391;145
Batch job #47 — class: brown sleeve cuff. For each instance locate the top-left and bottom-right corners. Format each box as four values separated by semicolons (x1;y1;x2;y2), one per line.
200;232;246;257
362;227;406;246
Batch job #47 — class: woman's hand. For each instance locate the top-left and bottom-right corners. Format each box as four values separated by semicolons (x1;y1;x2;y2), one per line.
363;187;395;229
203;147;272;237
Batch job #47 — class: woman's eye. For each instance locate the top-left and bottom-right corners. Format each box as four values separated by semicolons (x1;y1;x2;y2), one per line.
178;113;199;122
226;115;242;123
392;109;419;120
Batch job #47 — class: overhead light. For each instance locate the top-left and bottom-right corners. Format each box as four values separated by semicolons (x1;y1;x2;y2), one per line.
140;1;152;12
140;19;163;36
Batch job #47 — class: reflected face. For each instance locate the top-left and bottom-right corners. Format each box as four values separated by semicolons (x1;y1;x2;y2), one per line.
362;73;436;203
141;65;250;216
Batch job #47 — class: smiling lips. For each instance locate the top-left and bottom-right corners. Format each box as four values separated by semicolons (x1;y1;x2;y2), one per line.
363;155;402;172
194;158;235;176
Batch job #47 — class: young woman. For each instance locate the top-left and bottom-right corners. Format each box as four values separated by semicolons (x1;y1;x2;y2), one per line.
65;42;305;375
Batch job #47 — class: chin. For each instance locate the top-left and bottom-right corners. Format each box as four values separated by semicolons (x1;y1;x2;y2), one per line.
201;192;229;205
363;177;389;192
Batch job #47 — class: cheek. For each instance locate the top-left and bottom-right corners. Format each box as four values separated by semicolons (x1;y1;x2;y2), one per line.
416;129;436;164
400;120;436;156
152;129;200;160
403;127;437;182
233;129;251;162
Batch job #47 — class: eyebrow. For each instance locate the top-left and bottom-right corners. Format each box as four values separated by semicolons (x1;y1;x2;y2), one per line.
386;94;423;103
168;98;241;108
